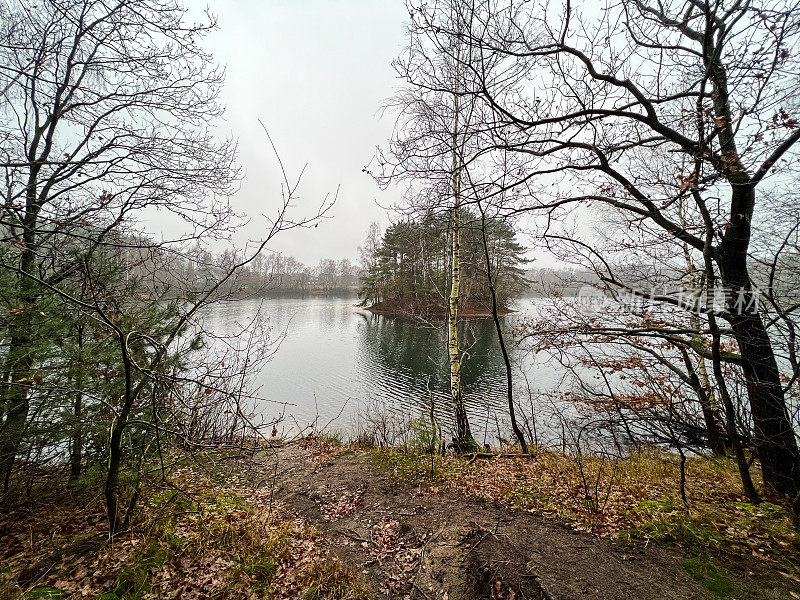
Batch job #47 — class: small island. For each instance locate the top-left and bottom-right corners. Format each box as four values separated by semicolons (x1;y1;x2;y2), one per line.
357;213;528;319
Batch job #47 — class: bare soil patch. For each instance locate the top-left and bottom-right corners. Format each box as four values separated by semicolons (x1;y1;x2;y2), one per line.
247;443;719;600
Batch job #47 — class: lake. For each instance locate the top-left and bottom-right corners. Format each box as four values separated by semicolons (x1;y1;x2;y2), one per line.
201;296;566;445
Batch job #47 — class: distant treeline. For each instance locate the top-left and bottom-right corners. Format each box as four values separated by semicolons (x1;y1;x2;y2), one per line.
122;239;584;302
522;267;598;297
523;257;800;301
188;250;362;298
113;246;362;300
116;238;800;305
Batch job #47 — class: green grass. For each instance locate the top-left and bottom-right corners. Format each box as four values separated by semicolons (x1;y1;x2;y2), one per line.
96;545;172;600
367;447;456;483
215;491;247;511
682;551;734;598
154;522;188;550
242;553;278;588
147;488;198;512
314;431;347;445
632;498;677;513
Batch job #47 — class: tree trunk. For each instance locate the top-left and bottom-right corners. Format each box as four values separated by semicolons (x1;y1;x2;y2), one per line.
696;354;727;455
69;389;83;485
448;94;476;454
449;202;476;453
0;226;39;491
717;184;800;498
106;418;124;533
106;336;135;534
709;320;760;503
0;334;32;494
700;400;727;457
68;324;85;485
685;355;727;456
727;310;799;497
682;221;727;456
479;211;528;453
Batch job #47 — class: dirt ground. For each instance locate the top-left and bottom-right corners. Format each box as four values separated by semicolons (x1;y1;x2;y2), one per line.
242;444;721;600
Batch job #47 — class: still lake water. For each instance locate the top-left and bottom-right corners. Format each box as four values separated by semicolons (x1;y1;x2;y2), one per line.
202;296;563;444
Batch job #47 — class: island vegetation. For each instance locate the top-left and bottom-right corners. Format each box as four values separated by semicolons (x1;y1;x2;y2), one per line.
357;213;528;319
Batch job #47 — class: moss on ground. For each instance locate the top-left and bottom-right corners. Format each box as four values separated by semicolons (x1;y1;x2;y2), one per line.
682;551;734;598
26;587;66;600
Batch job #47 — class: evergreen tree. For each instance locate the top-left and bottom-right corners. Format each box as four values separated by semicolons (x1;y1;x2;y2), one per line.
358;212;528;310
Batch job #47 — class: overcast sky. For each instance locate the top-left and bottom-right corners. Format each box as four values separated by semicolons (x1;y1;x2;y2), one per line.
195;0;409;266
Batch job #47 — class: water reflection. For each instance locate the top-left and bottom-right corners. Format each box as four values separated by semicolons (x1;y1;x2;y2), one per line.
201;296;549;442
357;312;514;427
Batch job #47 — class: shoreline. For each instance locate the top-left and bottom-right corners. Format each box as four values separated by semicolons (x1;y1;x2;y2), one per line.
364;299;515;319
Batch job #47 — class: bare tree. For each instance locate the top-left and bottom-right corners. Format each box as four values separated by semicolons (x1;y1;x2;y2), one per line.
474;198;529;453
0;0;334;533
0;0;240;488
403;0;800;499
372;2;484;452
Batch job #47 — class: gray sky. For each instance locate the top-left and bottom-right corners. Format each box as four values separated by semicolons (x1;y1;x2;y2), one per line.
201;0;409;266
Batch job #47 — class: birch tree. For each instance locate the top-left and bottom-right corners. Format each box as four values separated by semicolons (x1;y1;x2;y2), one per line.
447;91;477;451
370;2;483;451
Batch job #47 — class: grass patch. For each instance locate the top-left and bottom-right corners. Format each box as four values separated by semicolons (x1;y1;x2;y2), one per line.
242;553;277;583
301;557;371;600
682;551;734;598
0;572;24;600
365;446;798;555
215;491;248;511
148;489;197;513
620;514;725;548
367;448;458;484
97;545;172;600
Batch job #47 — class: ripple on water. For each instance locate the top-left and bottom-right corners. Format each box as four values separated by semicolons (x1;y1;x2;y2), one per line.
200;296;564;442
